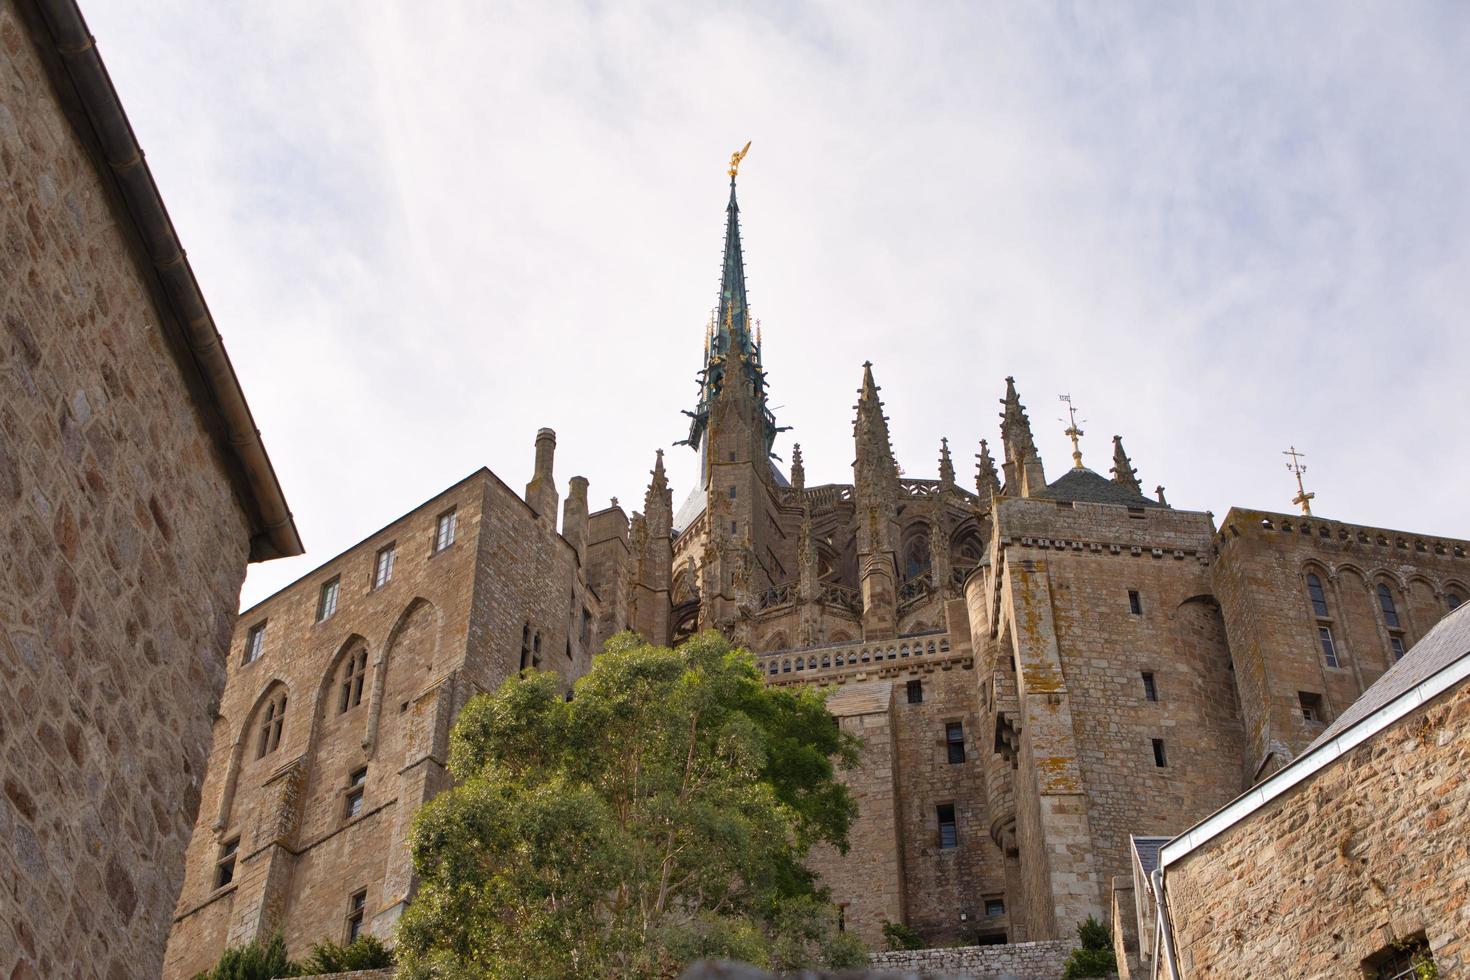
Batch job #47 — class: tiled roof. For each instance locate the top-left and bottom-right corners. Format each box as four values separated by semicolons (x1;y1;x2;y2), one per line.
1032;467;1162;508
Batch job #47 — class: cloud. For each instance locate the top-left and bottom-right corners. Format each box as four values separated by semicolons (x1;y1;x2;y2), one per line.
82;0;1470;607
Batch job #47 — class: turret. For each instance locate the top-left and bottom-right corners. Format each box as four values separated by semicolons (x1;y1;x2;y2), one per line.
525;428;559;528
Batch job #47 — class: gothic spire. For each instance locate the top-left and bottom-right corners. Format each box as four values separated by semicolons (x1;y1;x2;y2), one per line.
976;439;1001;499
680;152;779;458
998;377;1045;496
1109;435;1140;494
938;437;955;487
854;361;900;493
790;442;805;492
643;448;672;533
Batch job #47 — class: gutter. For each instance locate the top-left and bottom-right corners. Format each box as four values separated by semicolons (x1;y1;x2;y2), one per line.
28;0;303;561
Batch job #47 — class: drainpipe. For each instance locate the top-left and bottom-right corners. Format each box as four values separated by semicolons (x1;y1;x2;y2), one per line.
1151;868;1183;980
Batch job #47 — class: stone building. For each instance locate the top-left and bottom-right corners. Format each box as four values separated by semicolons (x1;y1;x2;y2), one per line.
1;1;301;978
163;434;628;979
162;154;1470;971
1138;605;1470;978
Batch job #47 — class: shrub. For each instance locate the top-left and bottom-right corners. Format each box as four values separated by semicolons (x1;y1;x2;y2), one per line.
296;935;394;974
1061;915;1116;979
192;933;295;980
881;919;926;951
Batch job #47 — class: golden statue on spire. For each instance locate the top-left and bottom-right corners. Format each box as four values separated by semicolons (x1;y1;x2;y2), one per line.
728;141;752;178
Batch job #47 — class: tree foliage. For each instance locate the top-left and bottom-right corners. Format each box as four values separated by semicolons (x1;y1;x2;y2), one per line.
297;935;395;974
395;631;864;978
192;933;394;980
881;919;926;951
191;934;293;980
1061;915;1117;979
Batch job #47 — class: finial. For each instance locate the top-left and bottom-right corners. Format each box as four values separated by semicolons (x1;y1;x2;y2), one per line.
1155;485;1168;506
610;496;619;508
938;437;955;486
790;442;805;491
728;140;752;179
1110;435;1141;494
976;439;1001;499
1283;446;1314;516
1059;394;1085;470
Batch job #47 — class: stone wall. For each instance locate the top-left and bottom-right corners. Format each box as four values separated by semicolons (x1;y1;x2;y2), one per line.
868;939;1072;978
1213;507;1468;780
0;2;266;976
974;497;1248;941
165;463;614;978
1164;677;1470;976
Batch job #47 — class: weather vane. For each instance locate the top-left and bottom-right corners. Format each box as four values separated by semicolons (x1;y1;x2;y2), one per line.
1059;394;1085;470
728;140;751;179
1283;445;1314;516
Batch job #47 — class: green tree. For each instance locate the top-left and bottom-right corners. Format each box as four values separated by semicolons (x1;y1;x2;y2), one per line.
191;933;295;980
1061;915;1117;979
395;631;863;979
296;935;394;974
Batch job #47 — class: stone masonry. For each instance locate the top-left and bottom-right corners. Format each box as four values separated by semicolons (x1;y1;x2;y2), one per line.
1161;654;1470;975
164;448;624;978
1;0;300;977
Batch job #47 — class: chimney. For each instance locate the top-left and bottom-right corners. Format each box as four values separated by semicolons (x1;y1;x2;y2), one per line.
525;428;559;528
563;476;589;566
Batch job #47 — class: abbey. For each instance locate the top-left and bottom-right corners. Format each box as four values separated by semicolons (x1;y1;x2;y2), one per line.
162;162;1470;975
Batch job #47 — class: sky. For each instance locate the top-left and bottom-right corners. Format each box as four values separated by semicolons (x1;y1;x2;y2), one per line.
82;2;1470;610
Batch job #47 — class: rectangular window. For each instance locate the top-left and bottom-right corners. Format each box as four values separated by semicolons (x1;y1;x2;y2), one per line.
906;679;923;704
1298;692;1324;724
344;767;367;819
1318;625;1339;667
434;509;457;553
215;837;239;889
1152;738;1168;768
945;722;966;763
373;543;396;588
317;576;340;622
1390;635;1406;661
984;897;1006;917
345;889;367;943
730;521;738;535
1128;590;1143;615
1142;671;1158;702
728;486;737;499
937;803;958;849
244;622;266;665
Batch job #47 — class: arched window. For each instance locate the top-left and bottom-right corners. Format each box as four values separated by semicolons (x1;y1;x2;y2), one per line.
902;530;931;583
338;648;368;713
1377;583;1400;628
1306;573;1329;618
256;692;287;759
1448;592;1463;611
952;529;984;566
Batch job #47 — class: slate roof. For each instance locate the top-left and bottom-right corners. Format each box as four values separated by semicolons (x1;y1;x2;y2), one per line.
1032;467;1162;508
1131;836;1169;880
1309;604;1470;749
